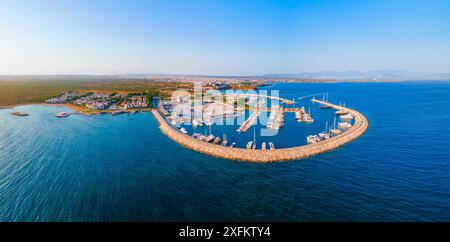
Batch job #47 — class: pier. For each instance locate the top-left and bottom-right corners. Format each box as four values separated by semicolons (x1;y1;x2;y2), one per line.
237;99;265;133
241;94;295;105
237;110;259;133
151;99;368;163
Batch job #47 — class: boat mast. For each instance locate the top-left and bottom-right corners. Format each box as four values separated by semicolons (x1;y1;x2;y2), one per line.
253;126;256;145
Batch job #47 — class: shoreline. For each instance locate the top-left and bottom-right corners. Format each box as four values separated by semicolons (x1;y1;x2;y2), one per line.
1;102;152;115
151;101;369;163
3;99;369;163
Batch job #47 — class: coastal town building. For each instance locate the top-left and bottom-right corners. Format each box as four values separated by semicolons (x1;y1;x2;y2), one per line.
45;91;81;104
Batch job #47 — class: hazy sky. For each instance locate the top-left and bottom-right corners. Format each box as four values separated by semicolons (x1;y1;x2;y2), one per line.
1;0;449;75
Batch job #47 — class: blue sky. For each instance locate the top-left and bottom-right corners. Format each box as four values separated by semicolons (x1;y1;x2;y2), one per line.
0;0;449;75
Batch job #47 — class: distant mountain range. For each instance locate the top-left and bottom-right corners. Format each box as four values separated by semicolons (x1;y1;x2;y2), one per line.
262;70;450;81
1;70;450;81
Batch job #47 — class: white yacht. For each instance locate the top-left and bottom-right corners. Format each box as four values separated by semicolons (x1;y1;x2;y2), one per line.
338;122;352;130
340;114;354;122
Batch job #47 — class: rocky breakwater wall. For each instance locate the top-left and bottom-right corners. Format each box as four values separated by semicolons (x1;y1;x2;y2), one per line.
151;104;368;163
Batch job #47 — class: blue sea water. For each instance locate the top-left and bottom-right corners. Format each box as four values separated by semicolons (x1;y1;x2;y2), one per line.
0;81;450;222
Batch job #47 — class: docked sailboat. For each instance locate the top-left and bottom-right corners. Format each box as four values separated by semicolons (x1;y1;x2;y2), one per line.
179;127;188;134
320;93;332;109
338;122;352;130
204;119;213;126
269;142;275;150
336;109;348;116
340;113;354;122
192;119;200;127
318;121;331;140
335;101;348;115
305;107;314;123
307;135;320;144
252;126;257;150
318;132;331;140
213;137;221;144
330;129;342;135
330;117;342;135
205;134;215;142
221;134;228;146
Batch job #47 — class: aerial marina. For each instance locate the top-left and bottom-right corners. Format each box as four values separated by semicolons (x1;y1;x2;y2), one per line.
5;85;368;163
2;0;450;224
152;92;369;163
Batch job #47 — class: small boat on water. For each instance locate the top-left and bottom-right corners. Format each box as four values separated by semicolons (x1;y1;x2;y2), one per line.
55;112;70;118
269;142;275;150
205;135;215;143
11;112;29;117
229;142;236;148
213;137;221;145
261;142;267;150
246;141;253;149
179;128;188;134
112;110;127;116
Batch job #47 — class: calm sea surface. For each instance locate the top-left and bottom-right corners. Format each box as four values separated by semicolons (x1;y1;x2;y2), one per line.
0;81;449;221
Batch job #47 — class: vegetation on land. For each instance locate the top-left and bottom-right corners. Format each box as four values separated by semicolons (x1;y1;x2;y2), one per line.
0;79;191;108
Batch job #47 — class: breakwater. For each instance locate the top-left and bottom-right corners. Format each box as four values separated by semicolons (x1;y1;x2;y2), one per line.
151;100;368;163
